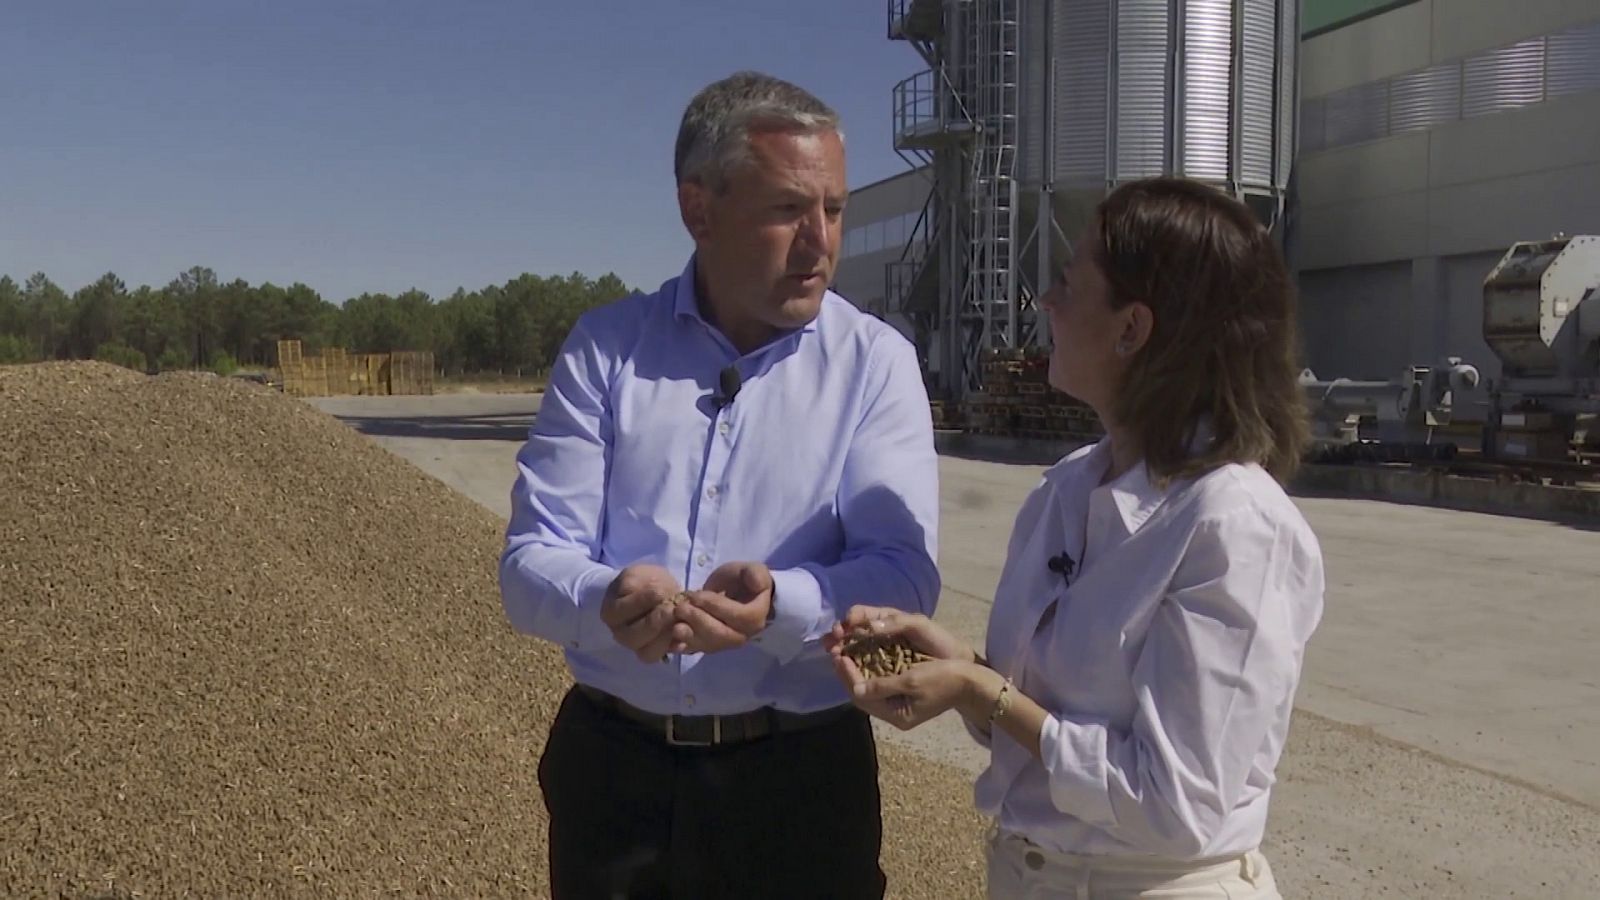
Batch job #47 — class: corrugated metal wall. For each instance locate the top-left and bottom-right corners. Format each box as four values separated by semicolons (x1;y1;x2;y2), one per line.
1275;0;1297;184
1239;0;1278;185
1463;37;1546;118
1115;0;1171;179
1323;80;1388;146
1053;0;1110;184
1181;0;1234;181
1016;0;1293;190
1389;63;1460;134
1547;21;1600;98
1302;17;1600;153
1020;0;1048;183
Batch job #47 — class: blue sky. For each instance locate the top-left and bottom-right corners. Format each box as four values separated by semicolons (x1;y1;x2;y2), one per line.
0;0;923;301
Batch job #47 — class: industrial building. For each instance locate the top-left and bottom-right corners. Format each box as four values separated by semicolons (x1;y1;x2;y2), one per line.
834;0;1600;438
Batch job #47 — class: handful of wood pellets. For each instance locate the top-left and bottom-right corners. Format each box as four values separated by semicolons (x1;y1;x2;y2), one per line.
659;592;691;662
839;629;932;678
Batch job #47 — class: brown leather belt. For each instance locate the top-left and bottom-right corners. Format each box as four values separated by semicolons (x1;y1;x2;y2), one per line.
575;683;855;748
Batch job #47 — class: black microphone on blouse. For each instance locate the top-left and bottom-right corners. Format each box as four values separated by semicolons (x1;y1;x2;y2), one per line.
712;365;742;411
1047;552;1075;582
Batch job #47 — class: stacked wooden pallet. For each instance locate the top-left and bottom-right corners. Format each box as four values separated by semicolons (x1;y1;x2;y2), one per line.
275;340;435;398
1492;411;1579;462
962;348;1105;443
929;398;962;431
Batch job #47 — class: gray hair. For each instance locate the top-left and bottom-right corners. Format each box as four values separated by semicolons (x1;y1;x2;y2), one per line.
674;71;843;193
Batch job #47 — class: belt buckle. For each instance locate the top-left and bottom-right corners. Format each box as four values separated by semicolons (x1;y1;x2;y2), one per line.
665;714;721;747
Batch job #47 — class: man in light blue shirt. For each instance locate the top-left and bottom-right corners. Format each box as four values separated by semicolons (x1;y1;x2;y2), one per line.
498;71;940;898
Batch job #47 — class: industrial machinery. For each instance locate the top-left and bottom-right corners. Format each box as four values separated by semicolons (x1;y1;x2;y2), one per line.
1300;359;1481;459
1302;236;1598;468
883;0;1299;401
1480;235;1600;461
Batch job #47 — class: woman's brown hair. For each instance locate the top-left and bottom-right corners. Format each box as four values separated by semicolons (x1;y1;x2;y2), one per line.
1090;176;1309;484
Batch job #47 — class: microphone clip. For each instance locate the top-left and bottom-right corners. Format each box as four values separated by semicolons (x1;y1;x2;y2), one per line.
1047;552;1075;583
712;364;742;411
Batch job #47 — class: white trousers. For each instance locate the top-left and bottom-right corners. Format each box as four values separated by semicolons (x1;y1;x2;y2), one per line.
986;830;1282;899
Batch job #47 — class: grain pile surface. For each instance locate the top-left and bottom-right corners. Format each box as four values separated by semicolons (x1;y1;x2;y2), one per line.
1;361;988;898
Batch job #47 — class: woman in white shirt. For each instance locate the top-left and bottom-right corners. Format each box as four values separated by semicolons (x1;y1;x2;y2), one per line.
828;177;1325;899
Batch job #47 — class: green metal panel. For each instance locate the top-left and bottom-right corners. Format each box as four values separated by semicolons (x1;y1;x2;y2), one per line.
1303;0;1420;37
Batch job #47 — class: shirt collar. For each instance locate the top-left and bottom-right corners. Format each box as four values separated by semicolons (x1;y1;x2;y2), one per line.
671;256;704;322
1102;459;1167;535
1044;417;1216;536
671;254;820;341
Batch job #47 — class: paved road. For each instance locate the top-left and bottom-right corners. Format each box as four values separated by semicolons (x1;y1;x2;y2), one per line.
312;392;1600;897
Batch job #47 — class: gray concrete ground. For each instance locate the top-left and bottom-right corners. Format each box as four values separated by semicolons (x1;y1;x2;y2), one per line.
312;393;1600;897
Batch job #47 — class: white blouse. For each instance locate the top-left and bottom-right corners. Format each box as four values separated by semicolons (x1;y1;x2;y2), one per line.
973;439;1325;861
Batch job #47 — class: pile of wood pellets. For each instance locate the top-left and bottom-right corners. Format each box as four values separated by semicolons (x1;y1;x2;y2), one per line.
0;361;988;898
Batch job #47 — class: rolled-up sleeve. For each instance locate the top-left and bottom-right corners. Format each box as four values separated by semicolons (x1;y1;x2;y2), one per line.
1037;507;1315;857
498;316;619;651
755;332;941;662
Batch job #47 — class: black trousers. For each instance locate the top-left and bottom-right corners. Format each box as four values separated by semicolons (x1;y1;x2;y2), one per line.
537;685;887;900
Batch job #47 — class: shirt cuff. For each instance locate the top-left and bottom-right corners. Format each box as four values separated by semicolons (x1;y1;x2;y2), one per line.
755;566;825;663
567;565;617;653
1040;714;1118;829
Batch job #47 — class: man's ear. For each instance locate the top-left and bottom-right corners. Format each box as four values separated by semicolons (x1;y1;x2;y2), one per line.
678;182;712;242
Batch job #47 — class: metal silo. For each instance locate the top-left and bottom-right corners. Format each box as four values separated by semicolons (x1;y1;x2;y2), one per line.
886;0;1300;399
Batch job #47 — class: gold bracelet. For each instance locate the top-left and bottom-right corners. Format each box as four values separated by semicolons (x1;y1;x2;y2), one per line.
988;677;1014;726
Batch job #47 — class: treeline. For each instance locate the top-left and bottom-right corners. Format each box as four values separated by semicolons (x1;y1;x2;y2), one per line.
0;266;635;376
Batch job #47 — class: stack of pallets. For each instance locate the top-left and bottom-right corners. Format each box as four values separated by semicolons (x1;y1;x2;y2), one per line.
929;398;963;431
961;348;1105;442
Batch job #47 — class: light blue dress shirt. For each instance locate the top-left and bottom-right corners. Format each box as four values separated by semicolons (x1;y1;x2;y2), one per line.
499;257;941;716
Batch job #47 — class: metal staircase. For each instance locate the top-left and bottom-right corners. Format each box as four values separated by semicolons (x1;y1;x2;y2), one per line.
962;0;1023;392
888;0;943;48
884;192;941;340
887;0;1029;400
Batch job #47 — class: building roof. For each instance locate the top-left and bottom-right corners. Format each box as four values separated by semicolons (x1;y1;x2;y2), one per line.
849;165;932;197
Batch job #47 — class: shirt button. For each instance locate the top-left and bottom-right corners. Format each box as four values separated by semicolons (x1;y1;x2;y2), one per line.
718;422;731;436
696;553;709;567
706;486;719;499
684;694;696;708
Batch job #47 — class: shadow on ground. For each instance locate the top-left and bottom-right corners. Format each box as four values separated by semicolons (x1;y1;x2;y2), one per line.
327;413;533;442
933;430;1079;466
1290;481;1600;533
931;432;1600;530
